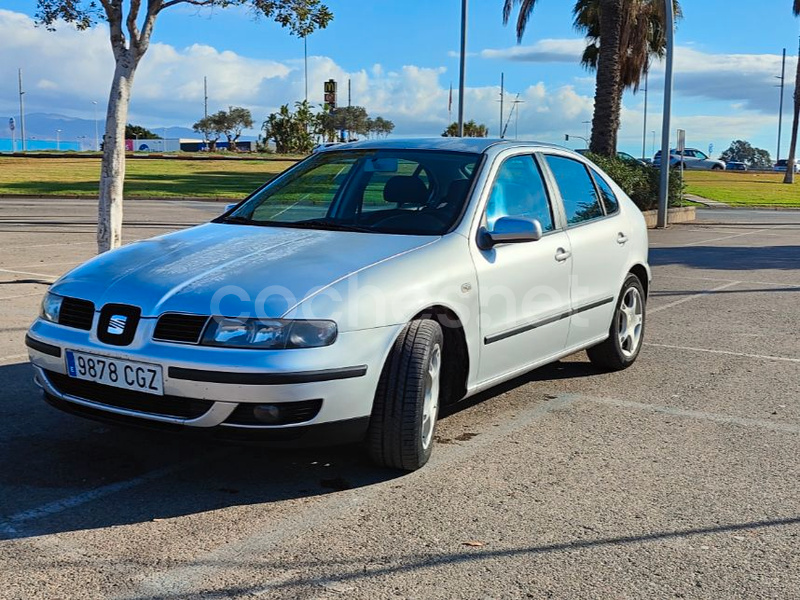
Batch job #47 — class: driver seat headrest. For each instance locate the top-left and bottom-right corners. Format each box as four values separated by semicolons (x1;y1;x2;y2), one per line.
383;176;429;206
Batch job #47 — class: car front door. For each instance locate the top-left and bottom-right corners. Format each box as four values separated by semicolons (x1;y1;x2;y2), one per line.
541;154;630;348
470;153;572;383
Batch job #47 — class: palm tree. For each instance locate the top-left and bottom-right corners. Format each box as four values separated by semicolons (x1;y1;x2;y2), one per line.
783;1;800;184
503;0;680;156
574;0;681;93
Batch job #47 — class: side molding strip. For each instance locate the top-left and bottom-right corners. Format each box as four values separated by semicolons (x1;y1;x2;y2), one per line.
484;296;615;345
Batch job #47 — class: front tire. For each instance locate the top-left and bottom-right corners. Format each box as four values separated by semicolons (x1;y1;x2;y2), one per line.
367;319;443;471
587;274;646;371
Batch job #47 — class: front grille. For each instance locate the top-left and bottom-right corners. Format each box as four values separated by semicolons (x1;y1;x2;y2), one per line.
225;399;323;426
45;370;214;419
58;297;95;330
153;314;209;344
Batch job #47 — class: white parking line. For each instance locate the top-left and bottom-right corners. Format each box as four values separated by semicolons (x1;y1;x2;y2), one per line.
679;229;767;247
655;274;800;288
0;454;229;539
2;261;80;270
0;268;58;279
583;396;800;434
0;241;95;251
645;342;800;364
649;281;740;314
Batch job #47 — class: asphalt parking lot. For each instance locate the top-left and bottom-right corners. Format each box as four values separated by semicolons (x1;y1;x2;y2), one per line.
1;199;798;599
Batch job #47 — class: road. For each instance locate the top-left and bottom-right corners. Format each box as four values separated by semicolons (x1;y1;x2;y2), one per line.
1;201;798;599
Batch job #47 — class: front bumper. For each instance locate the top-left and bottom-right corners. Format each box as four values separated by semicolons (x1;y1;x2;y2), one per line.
26;319;403;436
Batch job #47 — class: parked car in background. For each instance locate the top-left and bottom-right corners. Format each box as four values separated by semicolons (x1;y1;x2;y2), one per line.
773;159;800;173
26;138;651;471
726;161;747;171
653;148;726;171
575;149;647;166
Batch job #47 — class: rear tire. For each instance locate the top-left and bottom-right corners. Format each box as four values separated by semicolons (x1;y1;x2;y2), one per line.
367;319;443;471
587;274;646;371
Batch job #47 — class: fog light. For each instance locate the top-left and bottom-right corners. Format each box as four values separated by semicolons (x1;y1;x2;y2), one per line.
253;404;282;424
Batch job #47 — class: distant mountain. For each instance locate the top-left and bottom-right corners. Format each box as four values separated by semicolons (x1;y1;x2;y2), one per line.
9;113;201;142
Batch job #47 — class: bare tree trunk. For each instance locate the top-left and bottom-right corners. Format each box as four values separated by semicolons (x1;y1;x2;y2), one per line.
97;53;136;253
783;53;800;184
590;0;624;157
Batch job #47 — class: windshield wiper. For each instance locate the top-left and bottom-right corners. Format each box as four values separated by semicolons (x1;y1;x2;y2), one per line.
294;219;375;233
221;215;257;225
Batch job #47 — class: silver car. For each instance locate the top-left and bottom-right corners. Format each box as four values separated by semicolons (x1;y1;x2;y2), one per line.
26;139;650;471
654;148;726;171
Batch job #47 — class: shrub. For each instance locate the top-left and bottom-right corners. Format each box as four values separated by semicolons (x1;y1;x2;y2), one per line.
583;153;684;211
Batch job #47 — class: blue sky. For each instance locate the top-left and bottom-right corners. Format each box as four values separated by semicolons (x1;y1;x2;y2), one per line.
1;0;798;158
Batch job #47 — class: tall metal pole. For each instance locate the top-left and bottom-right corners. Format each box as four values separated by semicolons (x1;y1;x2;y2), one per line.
657;0;675;229
204;76;208;120
304;36;309;104
500;72;504;138
777;48;786;163
457;0;467;137
92;101;99;151
641;68;649;161
18;68;26;153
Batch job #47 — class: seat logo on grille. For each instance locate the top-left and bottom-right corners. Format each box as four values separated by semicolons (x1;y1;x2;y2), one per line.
107;315;128;335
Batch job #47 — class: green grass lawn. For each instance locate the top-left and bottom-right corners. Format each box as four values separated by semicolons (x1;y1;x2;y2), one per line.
0;156;300;200
684;170;800;207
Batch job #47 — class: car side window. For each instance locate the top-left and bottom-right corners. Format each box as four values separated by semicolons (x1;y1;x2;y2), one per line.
695;151;708;160
485;155;554;232
544;155;605;226
590;168;619;214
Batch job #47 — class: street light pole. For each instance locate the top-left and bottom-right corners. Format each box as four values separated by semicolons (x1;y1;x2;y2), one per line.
304;35;309;104
92;100;99;151
777;48;786;163
657;0;675;229
457;0;468;137
18;68;27;152
641;68;649;161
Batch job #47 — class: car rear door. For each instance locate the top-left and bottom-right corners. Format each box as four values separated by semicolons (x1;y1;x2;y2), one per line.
540;153;630;349
470;152;572;382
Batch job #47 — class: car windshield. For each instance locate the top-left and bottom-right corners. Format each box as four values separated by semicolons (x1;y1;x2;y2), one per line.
222;149;481;235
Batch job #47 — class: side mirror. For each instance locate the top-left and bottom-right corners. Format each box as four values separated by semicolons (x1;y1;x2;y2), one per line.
477;217;543;250
224;203;238;213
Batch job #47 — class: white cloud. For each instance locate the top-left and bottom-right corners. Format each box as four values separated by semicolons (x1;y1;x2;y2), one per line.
480;38;586;63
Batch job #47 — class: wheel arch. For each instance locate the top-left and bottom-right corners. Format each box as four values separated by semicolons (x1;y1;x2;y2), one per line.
411;305;469;405
628;263;650;298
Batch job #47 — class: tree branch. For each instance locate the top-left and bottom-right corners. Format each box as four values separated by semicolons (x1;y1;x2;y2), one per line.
159;0;215;12
136;0;164;60
101;0;127;58
126;0;142;49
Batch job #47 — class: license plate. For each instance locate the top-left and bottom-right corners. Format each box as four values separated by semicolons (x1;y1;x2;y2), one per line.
65;350;164;396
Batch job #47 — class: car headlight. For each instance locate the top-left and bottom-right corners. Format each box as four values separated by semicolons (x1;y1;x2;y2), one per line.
201;317;337;349
40;292;63;323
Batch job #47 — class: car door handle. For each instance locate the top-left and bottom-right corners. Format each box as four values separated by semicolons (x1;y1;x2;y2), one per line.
555;248;571;262
617;232;629;245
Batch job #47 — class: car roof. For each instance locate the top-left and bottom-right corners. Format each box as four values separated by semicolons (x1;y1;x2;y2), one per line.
318;137;566;155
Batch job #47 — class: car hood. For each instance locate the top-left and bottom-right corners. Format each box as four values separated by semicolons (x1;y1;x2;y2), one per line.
51;223;437;318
